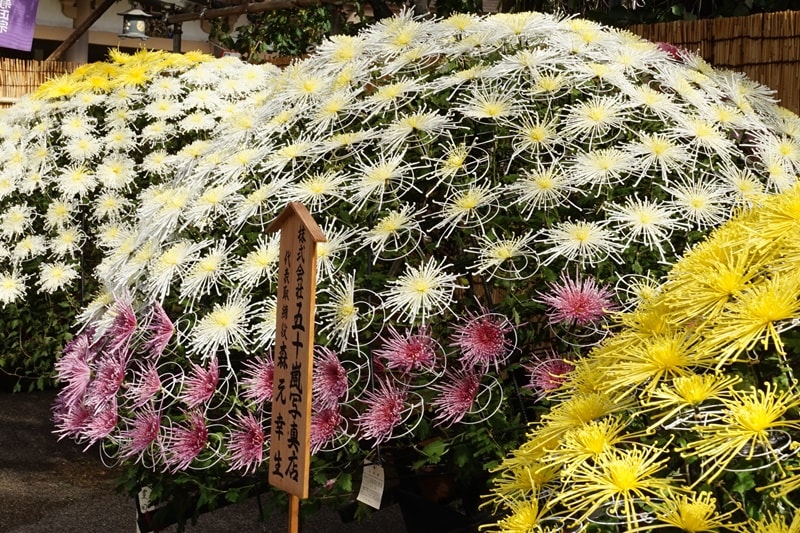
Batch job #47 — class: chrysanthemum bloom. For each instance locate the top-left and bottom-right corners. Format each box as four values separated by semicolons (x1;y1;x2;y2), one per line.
85;351;127;409
357;379;408;445
523;353;573;400
118;405;162;460
451;309;515;372
310;407;344;454
430;368;481;427
649;491;744;532
54;330;96;408
163;410;208;472
373;326;438;375
83;401;120;447
550;445;681;527
680;383;800;486
382;258;458;325
104;297;137;354
538;270;616;328
142;302;174;359
178;356;219;408
240;354;274;405
124;362;162;409
226;412;266;475
313;346;349;410
53;398;92;441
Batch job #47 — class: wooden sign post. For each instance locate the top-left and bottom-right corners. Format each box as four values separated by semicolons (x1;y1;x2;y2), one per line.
266;202;326;533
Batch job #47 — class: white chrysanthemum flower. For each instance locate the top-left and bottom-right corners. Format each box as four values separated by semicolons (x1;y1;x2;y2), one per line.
189;295;252;357
12;234;47;261
456;86;520;121
381;109;455;151
763;158;797;192
286;170;347;212
250;296;277;350
540;219;622;266
1;205;32;237
467;230;537;280
96;155;136;190
571;148;636;189
510;115;561;158
382;258;458;325
141;120;176;143
144;98;183;120
177;140;213;162
44;200;74;230
505;163;576;214
50;227;84;257
147;240;210;300
348;151;413;211
0;173;17;201
141;149;172;176
104;128;137;152
180;242;230;302
37;261;79;293
625;85;683;118
60;113;94;138
663;179;731;229
318;272;363;350
365;78;422;113
184;88;223;111
756;133;800;172
315;223;357;283
138;185;192;239
179;111;217;133
0;271;26;305
362;204;424;261
720;165;766;207
232;234;281;288
57;165;97;198
148;77;184;99
264;140;315;172
229;178;291;229
432;183;498;238
605;197;681;257
183;181;243;230
561;94;629;140
94;191;131;221
627;132;691;182
670;115;734;157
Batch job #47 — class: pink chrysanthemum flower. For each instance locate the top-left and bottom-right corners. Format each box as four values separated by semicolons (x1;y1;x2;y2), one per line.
125;362;162;409
373;326;438;375
106;297;137;354
523;353;574;400
85;352;127;409
163;410;208;472
54;331;96;408
83;401;118;448
143;301;173;359
227;412;266;475
179;356;219;408
311;407;344;454
241;354;274;404
430;369;482;427
357;379;408;445
119;405;162;460
313;346;348;410
537;270;616;328
451;309;515;372
53;397;92;441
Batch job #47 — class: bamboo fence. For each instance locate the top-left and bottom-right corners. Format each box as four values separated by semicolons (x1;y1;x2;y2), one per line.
630;10;800;114
0;58;77;107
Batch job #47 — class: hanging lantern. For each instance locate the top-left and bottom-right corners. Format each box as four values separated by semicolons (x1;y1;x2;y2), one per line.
118;8;152;40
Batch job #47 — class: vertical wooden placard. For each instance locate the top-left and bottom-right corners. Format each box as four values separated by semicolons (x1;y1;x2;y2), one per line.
266;202;326;499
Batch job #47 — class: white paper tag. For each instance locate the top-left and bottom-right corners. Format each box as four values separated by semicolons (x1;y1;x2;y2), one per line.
356;462;385;510
138;486;156;513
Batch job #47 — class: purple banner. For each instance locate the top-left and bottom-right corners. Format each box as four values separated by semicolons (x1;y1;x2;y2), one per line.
0;0;39;52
